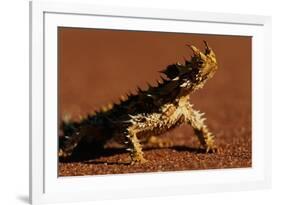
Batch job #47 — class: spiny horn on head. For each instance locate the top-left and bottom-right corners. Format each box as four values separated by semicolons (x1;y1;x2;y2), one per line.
203;40;211;54
186;44;199;55
203;40;209;48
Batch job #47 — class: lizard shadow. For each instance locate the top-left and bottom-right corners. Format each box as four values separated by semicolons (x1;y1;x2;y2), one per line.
170;146;207;153
59;145;206;165
59;147;127;163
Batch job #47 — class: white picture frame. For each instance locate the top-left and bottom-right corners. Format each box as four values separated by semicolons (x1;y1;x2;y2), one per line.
29;1;272;204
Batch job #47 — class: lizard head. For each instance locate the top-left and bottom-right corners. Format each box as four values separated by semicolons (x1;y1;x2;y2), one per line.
161;41;218;91
188;41;218;82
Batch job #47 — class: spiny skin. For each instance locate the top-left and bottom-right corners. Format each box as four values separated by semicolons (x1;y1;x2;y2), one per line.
59;41;219;164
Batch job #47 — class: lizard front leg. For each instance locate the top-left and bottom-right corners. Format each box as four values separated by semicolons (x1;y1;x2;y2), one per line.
184;102;217;153
126;126;147;164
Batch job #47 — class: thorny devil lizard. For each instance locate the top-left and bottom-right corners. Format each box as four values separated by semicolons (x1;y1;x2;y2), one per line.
59;41;219;164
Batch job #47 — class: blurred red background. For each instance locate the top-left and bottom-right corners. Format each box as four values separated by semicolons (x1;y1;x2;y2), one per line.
58;28;251;121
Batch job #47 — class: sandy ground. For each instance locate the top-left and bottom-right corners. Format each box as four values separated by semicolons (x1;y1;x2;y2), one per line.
58;28;251;176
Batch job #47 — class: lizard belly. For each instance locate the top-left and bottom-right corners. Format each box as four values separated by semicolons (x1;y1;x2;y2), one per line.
131;103;187;139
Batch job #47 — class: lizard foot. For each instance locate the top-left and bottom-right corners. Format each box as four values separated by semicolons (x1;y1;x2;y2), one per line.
130;152;148;165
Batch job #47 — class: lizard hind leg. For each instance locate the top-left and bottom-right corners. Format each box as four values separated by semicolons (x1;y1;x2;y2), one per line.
126;127;147;164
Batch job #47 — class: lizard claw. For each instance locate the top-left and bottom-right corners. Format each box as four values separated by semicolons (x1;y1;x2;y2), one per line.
130;158;148;165
130;154;148;165
205;145;218;153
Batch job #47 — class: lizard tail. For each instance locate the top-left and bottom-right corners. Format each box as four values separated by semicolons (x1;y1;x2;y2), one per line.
59;121;83;158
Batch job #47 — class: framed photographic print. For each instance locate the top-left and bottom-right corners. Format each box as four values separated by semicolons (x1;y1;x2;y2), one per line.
30;0;271;204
